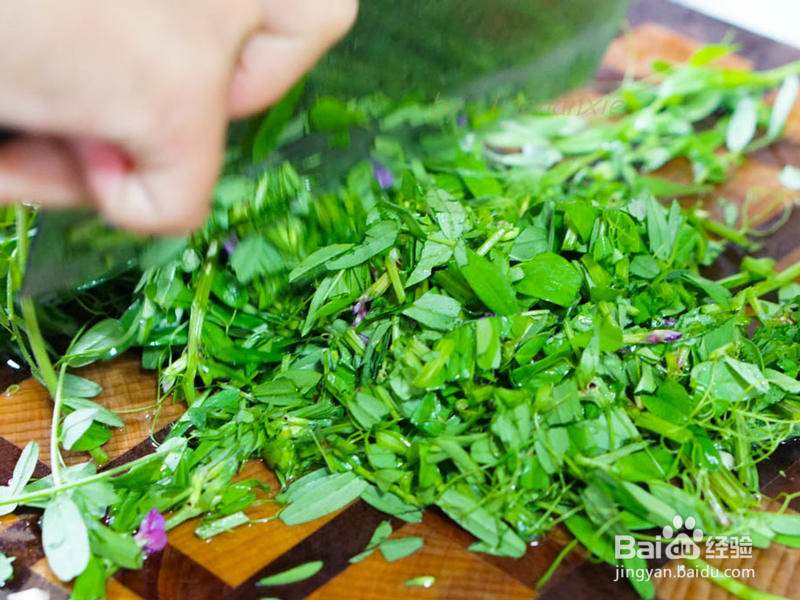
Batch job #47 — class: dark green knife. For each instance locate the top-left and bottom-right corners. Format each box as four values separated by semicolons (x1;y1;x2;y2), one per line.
20;0;629;299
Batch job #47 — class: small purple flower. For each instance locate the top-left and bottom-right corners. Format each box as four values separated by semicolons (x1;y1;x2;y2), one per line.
358;334;370;345
456;113;469;128
352;296;370;327
370;159;395;190
647;329;683;344
663;317;677;327
222;233;239;256
134;508;167;553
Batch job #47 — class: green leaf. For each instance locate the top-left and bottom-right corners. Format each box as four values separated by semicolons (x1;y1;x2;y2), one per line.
360;486;423;523
437;486;525;558
726;96;758;152
637;176;712;197
563;202;599;242
280;473;367;525
724;357;769;393
764;512;800;536
69;422;112;452
310;97;364;132
62;408;100;450
65;319;127;367
689;44;736;66
258;560;324;586
72;555;106;600
691;360;751;403
0;551;13;586
88;521;143;570
289;244;354;282
60;374;102;398
350;520;394;563
629;255;660;279
379;537;424;561
230;236;284;283
765;368;800;393
682;272;732;306
139;236;189;271
768;75;799;138
195;511;250;539
564;513;616;563
459;248;517;315
326;221;398;270
428;190;469;240
42;495;90;581
402;292;461;331
510;225;549;261
62;397;122;428
645;197;683;261
405;241;452;288
346;392;390;429
515;252;582;307
0;440;39;516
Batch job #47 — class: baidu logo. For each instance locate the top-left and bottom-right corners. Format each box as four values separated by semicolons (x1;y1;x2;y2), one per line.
615;515;704;560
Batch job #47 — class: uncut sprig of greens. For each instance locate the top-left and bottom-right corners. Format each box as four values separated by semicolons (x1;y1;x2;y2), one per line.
2;47;800;599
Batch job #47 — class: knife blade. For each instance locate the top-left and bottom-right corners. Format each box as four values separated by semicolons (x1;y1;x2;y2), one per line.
20;0;629;300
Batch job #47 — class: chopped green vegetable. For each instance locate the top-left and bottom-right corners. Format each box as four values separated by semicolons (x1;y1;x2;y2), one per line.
195;511;251;539
405;576;436;588
257;560;324;586
279;473;366;525
379;536;424;561
350;520;394;563
0;552;13;586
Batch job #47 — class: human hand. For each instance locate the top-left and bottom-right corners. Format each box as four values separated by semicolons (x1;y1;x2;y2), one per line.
0;0;357;233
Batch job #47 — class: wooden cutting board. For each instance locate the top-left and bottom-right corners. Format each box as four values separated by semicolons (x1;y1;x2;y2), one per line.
3;3;800;599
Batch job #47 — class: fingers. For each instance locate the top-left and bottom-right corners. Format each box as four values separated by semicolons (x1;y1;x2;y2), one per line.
227;0;358;117
72;120;225;234
0;136;87;207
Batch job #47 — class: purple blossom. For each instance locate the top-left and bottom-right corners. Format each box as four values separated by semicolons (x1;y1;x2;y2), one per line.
222;233;239;256
370;159;395;190
663;317;677;327
134;508;167;553
456;113;469;128
647;329;683;344
358;334;370;345
352;296;370;327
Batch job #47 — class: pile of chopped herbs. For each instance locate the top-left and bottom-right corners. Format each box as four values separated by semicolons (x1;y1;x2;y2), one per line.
4;48;800;600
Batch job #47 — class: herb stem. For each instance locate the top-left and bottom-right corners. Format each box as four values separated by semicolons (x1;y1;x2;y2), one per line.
183;239;219;404
536;537;578;589
6;208;37;375
14;205;29;272
6;269;35;373
743;256;800;299
20;297;58;395
0;450;166;507
49;364;68;486
477;224;510;256
688;214;753;249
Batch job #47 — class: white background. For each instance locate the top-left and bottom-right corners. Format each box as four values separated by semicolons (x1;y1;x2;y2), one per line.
671;0;800;49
